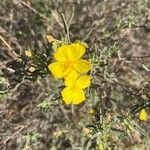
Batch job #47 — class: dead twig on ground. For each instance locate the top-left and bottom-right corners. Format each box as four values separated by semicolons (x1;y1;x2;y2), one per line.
3;125;25;150
20;0;50;23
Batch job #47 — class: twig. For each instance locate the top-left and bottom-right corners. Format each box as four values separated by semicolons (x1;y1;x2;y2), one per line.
85;132;101;150
68;13;74;28
59;105;69;120
82;29;93;42
52;10;64;28
20;1;50;22
71;104;75;115
0;35;13;51
61;13;71;42
0;35;18;60
0;26;23;53
3;126;25;150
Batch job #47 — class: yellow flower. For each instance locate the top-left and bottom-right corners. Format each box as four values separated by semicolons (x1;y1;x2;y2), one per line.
46;35;55;43
88;108;95;114
28;66;36;72
83;127;92;135
25;50;32;57
98;143;104;150
48;42;91;79
61;71;91;105
139;109;148;121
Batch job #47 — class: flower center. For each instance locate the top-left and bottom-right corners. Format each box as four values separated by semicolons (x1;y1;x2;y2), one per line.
72;82;79;89
64;61;74;69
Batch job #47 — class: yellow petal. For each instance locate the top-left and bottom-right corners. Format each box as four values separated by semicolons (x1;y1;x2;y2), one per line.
76;75;91;89
61;87;72;104
62;87;85;105
46;35;55;43
64;70;79;86
80;42;88;48
71;88;85;105
98;144;104;150
25;50;32;57
54;45;70;62
28;66;36;72
54;42;85;62
74;59;91;73
83;127;92;135
139;109;148;121
68;42;85;61
48;62;68;79
88;108;95;114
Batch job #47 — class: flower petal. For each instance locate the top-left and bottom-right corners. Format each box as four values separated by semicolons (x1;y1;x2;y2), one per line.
61;87;85;105
61;87;72;105
68;42;85;61
48;62;68;79
73;59;91;73
54;42;86;62
139;109;148;121
71;89;85;105
76;75;91;89
64;70;79;86
54;45;70;62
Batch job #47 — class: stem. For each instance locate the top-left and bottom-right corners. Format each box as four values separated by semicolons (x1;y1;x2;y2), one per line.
61;13;70;43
